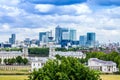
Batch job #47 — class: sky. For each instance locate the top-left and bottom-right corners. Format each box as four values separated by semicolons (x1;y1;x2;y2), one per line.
0;0;120;43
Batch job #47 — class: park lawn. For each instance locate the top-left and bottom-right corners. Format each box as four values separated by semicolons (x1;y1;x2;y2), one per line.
0;75;28;80
101;75;120;80
0;75;120;80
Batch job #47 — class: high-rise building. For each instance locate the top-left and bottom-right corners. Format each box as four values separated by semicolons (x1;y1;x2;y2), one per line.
69;29;76;41
9;34;16;44
86;32;96;46
39;31;53;43
55;25;63;44
79;35;87;47
55;25;76;45
39;32;46;42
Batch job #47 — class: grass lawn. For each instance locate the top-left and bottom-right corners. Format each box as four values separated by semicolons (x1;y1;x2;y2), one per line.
101;75;120;80
0;75;28;80
0;75;120;80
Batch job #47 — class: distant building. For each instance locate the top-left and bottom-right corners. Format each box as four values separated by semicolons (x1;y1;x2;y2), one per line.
49;47;86;59
39;31;53;44
9;34;16;44
55;25;77;47
86;32;96;47
88;58;118;73
39;32;46;42
79;35;87;47
31;57;48;71
69;29;76;41
0;47;28;64
24;38;31;46
0;43;11;48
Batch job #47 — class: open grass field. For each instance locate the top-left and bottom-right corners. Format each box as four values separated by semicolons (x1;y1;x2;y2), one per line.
0;75;120;80
101;75;120;80
0;75;28;80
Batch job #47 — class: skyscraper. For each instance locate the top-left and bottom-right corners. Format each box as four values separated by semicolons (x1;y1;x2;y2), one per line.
39;32;46;42
39;31;53;43
55;25;76;45
69;29;76;41
55;25;63;44
9;34;16;44
86;32;96;46
79;35;87;47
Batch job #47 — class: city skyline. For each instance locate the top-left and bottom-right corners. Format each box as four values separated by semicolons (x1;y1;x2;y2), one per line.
0;0;120;43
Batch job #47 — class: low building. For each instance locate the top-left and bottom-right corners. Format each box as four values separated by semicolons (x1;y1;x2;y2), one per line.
49;47;86;58
88;58;118;73
0;47;28;64
31;57;48;71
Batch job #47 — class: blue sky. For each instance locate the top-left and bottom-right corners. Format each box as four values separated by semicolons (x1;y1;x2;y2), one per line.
0;0;120;43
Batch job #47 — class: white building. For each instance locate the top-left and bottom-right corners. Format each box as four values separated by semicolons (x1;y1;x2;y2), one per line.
49;47;86;58
88;58;118;73
0;47;28;64
31;57;48;71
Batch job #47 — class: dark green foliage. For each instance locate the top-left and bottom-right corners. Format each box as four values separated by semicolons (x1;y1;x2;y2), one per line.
16;56;23;65
3;56;29;65
28;48;49;57
28;57;100;80
0;58;2;64
23;58;29;65
4;59;8;65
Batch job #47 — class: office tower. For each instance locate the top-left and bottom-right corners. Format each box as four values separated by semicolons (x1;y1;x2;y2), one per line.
79;35;87;47
86;32;96;46
55;25;62;44
39;32;46;42
39;31;53;43
62;32;69;40
69;29;76;41
9;34;16;44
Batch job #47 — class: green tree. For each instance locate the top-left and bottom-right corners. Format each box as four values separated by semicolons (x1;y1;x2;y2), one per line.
4;59;8;65
16;56;23;65
28;57;100;80
0;58;2;64
23;58;28;65
28;48;49;57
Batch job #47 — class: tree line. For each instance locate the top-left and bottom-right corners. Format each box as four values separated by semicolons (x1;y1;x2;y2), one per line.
28;48;49;57
3;56;28;65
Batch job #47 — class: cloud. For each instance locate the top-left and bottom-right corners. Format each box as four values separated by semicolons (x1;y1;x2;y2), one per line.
87;0;120;6
24;0;86;5
0;0;120;43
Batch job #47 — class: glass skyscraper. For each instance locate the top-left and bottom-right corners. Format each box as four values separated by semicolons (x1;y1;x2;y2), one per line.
9;34;16;44
79;35;87;47
39;31;52;43
39;32;46;42
86;32;96;46
55;25;76;44
69;29;76;41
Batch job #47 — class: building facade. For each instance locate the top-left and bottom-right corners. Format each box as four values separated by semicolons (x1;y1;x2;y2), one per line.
88;58;118;73
79;35;87;47
9;34;16;44
86;32;96;47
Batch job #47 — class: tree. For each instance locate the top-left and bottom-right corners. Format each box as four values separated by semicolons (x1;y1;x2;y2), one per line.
0;58;2;64
28;48;49;57
16;56;23;65
4;59;8;65
28;57;100;80
23;58;28;65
